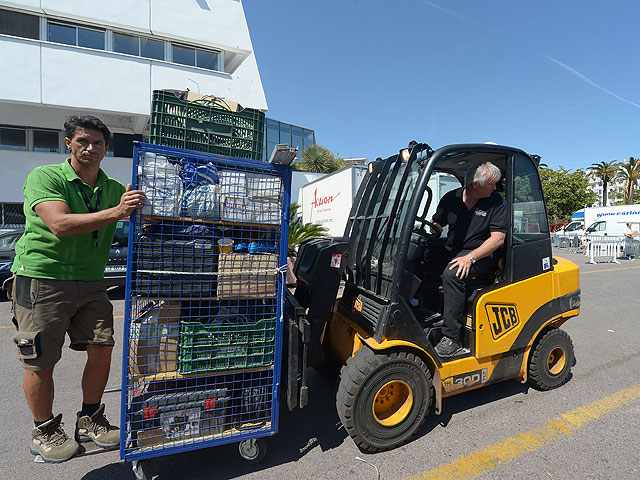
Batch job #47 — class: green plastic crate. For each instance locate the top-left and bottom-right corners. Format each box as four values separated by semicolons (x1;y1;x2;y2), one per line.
150;90;265;161
178;317;276;374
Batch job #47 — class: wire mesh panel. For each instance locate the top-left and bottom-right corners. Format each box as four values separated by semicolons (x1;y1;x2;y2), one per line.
120;142;291;461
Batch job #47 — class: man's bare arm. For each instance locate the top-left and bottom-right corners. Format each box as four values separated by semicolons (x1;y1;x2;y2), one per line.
34;184;145;237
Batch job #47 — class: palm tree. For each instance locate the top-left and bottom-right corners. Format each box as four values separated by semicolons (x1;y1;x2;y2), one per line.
295;145;346;173
288;202;328;255
589;160;619;206
617;157;640;204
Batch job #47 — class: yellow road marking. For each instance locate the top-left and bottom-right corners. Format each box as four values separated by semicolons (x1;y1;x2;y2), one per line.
581;265;640;274
405;383;640;480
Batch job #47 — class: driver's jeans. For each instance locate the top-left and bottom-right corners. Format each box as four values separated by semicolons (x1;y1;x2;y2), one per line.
441;250;495;339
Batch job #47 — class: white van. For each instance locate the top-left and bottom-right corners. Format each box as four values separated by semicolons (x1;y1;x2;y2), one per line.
585;219;639;237
553;220;584;247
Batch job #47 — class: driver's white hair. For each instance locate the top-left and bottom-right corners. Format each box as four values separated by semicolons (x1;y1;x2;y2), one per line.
465;162;501;188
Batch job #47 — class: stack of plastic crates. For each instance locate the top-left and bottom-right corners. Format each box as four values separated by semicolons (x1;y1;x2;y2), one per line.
149;90;265;161
121;142;290;463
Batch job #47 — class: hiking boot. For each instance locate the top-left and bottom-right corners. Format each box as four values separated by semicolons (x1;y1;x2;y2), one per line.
75;404;120;448
31;414;81;463
435;336;463;357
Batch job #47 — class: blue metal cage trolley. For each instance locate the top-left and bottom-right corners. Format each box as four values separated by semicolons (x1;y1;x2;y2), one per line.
120;142;291;477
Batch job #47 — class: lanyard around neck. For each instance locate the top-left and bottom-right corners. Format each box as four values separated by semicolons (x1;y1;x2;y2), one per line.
74;179;103;247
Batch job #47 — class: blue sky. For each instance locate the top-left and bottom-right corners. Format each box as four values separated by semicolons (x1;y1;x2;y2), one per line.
244;0;638;171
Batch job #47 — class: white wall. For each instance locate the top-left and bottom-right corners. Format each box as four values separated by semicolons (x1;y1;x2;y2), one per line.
0;150;134;202
0;0;267;110
9;0;251;51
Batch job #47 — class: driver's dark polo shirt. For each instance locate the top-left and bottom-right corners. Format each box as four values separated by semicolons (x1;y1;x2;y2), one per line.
433;188;507;254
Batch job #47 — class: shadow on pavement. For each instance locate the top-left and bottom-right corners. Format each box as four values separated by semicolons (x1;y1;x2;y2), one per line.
83;370;345;479
422;379;529;433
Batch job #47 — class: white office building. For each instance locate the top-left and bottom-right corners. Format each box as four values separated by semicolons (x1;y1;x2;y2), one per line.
586;169;625;207
0;0;267;227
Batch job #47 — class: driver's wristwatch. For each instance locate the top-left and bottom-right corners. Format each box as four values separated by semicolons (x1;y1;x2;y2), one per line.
467;253;476;264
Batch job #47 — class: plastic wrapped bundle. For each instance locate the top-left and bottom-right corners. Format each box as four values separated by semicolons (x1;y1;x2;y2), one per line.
180;160;220;220
139;153;182;217
219;170;246;196
181;184;219;220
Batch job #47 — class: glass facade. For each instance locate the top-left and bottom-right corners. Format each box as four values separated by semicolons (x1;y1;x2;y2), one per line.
263;118;315;161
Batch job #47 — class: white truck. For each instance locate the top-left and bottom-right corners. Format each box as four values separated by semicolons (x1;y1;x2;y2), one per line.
301;166;368;237
583;204;640;237
301;166;459;237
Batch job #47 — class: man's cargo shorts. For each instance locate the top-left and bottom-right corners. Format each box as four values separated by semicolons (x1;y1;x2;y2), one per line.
3;275;114;371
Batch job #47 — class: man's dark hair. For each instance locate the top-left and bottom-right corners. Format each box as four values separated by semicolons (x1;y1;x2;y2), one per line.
64;115;112;146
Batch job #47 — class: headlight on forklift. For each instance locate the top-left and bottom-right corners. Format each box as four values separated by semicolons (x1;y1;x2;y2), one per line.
400;148;410;162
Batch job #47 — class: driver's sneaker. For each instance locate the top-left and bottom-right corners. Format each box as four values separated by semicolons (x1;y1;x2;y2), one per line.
75;404;120;448
31;414;81;463
435;336;463;357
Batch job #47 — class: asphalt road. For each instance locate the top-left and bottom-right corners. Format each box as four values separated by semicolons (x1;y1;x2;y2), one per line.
1;249;639;480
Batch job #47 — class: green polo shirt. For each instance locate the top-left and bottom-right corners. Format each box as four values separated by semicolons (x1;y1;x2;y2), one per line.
12;158;126;281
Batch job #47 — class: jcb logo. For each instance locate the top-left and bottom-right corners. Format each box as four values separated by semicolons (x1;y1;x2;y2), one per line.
485;303;520;340
353;297;363;314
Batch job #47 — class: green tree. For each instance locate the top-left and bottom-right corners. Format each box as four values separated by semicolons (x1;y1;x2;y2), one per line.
617;157;640;205
539;167;598;224
288;202;328;255
294;144;346;173
589;160;619;206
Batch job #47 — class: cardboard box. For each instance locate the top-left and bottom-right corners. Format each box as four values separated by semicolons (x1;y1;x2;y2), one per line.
131;300;181;376
217;253;278;299
184;90;242;112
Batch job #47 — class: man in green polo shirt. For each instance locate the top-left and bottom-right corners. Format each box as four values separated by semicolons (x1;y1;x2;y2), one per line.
7;115;145;463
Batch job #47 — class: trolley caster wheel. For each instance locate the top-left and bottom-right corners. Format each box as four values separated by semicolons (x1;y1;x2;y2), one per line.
238;438;267;464
132;459;154;480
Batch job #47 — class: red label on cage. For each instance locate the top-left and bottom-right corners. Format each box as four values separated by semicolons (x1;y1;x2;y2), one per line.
330;254;342;268
205;398;217;411
143;406;157;420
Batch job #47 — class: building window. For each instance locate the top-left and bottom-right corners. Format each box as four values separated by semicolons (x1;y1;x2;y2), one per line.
172;44;196;66
48;22;105;50
0;9;40;40
140;37;164;60
279;123;292;146
0;126;27;150
33;129;60;152
172;44;221;71
114;32;164;60
197;50;219;70
114;32;138;56
303;129;315;150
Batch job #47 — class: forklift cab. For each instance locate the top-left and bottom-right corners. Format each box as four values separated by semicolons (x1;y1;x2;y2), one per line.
286;142;579;453
308;143;553;355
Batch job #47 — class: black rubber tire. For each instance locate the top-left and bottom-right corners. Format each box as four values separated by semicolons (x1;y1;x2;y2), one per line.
238;438;267;464
528;328;574;391
336;348;432;453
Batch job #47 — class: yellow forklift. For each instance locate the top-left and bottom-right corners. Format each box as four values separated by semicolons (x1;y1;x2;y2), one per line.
284;142;580;452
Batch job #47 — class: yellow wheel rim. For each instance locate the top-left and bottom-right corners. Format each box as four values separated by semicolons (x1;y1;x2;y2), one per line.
372;380;413;427
547;347;566;376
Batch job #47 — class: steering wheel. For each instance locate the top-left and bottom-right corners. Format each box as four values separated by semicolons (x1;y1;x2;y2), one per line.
412;219;441;242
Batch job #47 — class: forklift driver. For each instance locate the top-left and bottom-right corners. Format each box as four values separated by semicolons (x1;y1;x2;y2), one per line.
430;162;507;357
